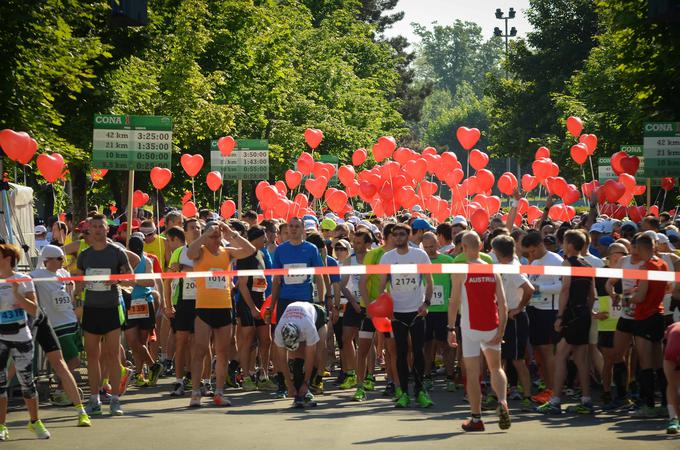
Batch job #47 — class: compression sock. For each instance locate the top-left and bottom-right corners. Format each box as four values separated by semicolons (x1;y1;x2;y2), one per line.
277;372;286;390
292;359;304;391
639;368;655;408
613;362;627;398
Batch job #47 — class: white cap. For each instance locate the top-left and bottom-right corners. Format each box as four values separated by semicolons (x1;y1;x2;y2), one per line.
40;245;64;259
304;220;317;231
643;230;658;241
451;215;468;227
35;225;47;235
656;233;675;250
412;205;423;212
347;216;359;225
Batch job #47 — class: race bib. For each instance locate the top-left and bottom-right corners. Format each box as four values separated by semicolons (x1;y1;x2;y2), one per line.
252;276;267;293
51;290;72;312
86;268;111;292
431;285;445;306
283;263;308;285
206;268;227;290
530;290;553;308
339;297;348;317
0;291;26;325
128;297;150;319
391;274;419;294
622;295;636;318
182;279;197;299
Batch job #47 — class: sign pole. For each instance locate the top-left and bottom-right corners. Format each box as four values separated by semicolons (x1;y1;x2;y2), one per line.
238;180;242;219
126;170;135;247
646;177;651;209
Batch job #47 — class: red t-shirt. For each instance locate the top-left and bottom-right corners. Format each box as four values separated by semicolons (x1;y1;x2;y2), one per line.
146;252;162;274
461;273;499;331
634;257;668;320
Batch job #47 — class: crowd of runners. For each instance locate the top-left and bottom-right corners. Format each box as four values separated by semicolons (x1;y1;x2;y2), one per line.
1;189;680;440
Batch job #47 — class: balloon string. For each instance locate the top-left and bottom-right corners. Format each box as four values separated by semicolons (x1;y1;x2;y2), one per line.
191;177;195;206
581;167;588;206
661;190;667;211
588;156;595;181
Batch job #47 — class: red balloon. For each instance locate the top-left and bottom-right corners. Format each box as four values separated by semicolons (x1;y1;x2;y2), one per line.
182;201;198;218
532;158;552;181
150;167;172;190
403;158;427;181
294;193;309;209
418;180;438;198
396;186;418;209
444;168;464;187
372;136;396;162
36;153;65;183
633;185;646;196
648;205;659;217
440;152;458;170
581;180;600;198
180;154;204;177
563;188;581;205
285;169;302;189
206;171;223;192
217;136;236;156
627;205;645;223
470;208;490;234
476;169;495;192
0;129;38;164
611;151;627;175
304;128;324;149
393;147;414;165
661;177;675;191
109;204;118;215
305;176;327;198
456;127;481;150
220;200;236;219
181;191;192;204
620;156;640;176
327;190;348;213
566;116;583;138
338;165;356;186
132;190;149;208
570;143;588;165
255;181;269;201
618;173;636;190
527;205;542;224
535;146;550;159
517;197;529;215
547;177;568;198
275;180;288;196
352;148;367;166
367;293;394;318
91;168;108;181
469;149;489;170
522;174;538;193
297;152;314;175
603;179;626;203
497;172;517;196
579;134;598;156
260;186;280;209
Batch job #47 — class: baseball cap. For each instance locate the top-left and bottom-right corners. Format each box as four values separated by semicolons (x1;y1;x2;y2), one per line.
599;236;615;247
656;233;676;250
302;214;319;225
35;225;47;235
451;215;468;228
622;220;638;231
321;218;337;231
139;222;157;236
40;245;64;259
590;222;605;233
304;220;317;231
412;205;423;213
602;220;614;234
411;218;435;232
334;239;351;251
118;219;141;233
75;220;89;232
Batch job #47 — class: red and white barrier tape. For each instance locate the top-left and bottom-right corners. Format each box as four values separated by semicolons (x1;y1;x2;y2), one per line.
2;263;678;284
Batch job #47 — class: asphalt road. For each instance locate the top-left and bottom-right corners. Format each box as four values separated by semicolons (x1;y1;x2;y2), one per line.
4;375;680;449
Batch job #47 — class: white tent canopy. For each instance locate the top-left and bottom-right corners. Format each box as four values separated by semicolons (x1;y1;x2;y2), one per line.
0;182;36;268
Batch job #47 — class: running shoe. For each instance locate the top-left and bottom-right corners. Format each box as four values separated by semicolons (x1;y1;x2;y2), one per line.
335;371;347;387
50;390;72;406
535;401;562;415
602;397;634;412
0;424;8;441
461;419;485;432
395;392;410;408
148;362;163;387
566;402;595;414
322;369;331;377
364;375;375;391
133;374;149;388
183;375;193;391
383;381;395;398
520;398;533;411
189;394;201;407
304;392;317;407
482;394;498;410
28;420;51;439
258;378;278;391
631;405;657;418
353;386;366;402
309;380;324;395
213;393;231;407
226;370;240;389
275;388;288;399
446;380;458;392
530;388;553;404
667;418;679;434
293;396;304;408
86;399;102;416
416;390;434;408
99;388;112;403
423;377;433;392
163;359;174;377
242;377;258;392
170;382;185;397
497;403;512;430
339;373;357;390
77;412;92;427
109;398;124;416
392;387;403;402
119;367;132;394
508;387;523;401
200;381;214;397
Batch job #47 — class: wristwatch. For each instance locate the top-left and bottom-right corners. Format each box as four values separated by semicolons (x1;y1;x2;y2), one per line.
447;326;456;332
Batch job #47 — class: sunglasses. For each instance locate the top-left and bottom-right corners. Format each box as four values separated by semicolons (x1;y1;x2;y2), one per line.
392;232;408;237
47;257;64;261
334;246;349;251
609;251;628;256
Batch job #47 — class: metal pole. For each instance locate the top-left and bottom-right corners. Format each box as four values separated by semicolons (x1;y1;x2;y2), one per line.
126;170;135;247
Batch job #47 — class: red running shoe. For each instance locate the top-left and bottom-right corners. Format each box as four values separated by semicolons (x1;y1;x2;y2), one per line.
462;418;485;432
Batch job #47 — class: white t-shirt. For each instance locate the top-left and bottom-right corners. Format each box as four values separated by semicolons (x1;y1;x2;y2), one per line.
30;268;77;328
528;251;563;310
274;302;320;347
500;260;531;310
583;253;605;268
380;247;431;313
0;273;35;342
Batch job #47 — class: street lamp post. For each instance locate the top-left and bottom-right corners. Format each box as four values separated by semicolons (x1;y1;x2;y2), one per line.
494;8;517;79
494;8;518;175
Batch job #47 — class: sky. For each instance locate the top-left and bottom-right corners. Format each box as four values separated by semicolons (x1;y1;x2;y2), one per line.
383;0;533;44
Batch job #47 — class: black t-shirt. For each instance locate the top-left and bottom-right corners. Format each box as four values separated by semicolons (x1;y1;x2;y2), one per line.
566;256;592;310
235;250;267;302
